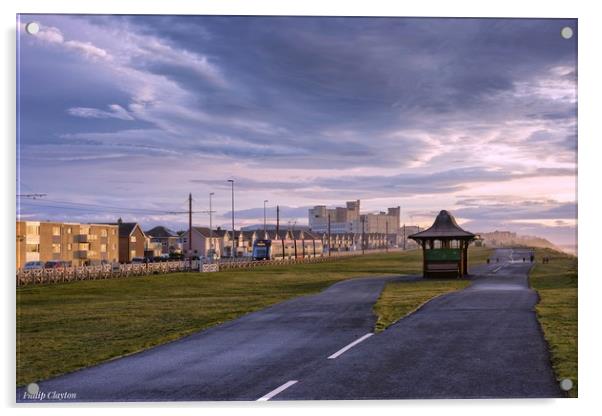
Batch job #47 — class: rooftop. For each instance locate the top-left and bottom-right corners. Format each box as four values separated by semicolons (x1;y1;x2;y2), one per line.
409;210;475;240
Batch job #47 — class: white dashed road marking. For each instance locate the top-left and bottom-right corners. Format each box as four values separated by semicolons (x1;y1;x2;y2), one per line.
257;380;298;401
327;333;374;359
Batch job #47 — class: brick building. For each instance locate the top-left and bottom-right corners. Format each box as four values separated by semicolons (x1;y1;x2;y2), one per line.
16;220;119;268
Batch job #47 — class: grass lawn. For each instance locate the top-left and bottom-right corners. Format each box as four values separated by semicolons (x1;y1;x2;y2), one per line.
373;247;491;332
529;248;578;397
17;247;493;386
17;250;423;386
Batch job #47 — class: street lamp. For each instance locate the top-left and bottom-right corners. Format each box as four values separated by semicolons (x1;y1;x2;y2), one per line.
227;180;235;259
263;199;268;235
209;192;214;259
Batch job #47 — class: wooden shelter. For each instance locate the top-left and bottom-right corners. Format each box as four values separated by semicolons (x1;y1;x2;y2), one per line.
409;210;475;278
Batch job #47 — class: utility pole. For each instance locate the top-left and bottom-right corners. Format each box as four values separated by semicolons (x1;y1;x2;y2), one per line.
263;199;268;235
403;223;406;250
276;205;280;235
361;216;365;255
188;193;192;269
327;213;331;257
209;192;214;259
228;180;235;258
385;221;389;253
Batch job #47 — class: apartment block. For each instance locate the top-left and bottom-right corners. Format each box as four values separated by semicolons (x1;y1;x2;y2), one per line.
361;207;400;235
308;200;401;239
16;221;119;268
308;200;360;233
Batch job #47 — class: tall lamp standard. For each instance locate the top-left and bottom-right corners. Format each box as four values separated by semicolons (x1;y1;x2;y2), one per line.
209;192;214;259
227;179;235;259
263;200;268;235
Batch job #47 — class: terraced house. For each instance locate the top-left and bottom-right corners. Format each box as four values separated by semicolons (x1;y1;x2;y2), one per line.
103;220;147;263
16;221;119;268
145;226;182;254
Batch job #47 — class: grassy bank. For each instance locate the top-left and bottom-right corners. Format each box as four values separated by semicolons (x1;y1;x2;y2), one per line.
373;247;491;332
373;279;471;332
18;250;421;385
529;248;578;397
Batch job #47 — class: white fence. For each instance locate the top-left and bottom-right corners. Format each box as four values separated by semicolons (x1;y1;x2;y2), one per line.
16;261;199;287
16;247;402;287
201;263;220;273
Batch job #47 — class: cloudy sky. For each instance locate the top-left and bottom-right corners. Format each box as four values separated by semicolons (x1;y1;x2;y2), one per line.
16;15;577;247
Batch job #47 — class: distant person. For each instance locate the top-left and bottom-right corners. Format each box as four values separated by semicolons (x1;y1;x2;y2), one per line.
487;258;490;264
496;258;499;263
522;257;525;262
530;254;534;263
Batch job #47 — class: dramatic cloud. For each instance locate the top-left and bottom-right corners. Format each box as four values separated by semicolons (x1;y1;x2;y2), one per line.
67;104;135;120
16;15;577;246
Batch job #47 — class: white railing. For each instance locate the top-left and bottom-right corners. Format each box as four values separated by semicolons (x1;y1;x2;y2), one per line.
16;261;199;286
16;247;402;286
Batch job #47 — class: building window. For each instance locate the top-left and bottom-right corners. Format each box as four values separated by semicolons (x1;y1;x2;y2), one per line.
52;243;61;253
130;236;136;243
67;227;72;234
112;244;116;250
100;244;107;253
26;244;39;253
130;250;136;259
112;229;116;235
67;243;72;251
52;226;60;236
26;225;39;235
101;229;108;237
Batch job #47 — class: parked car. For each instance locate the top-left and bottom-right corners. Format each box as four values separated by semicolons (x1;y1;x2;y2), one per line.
168;252;185;260
131;257;146;264
44;260;71;269
23;261;44;270
151;254;171;262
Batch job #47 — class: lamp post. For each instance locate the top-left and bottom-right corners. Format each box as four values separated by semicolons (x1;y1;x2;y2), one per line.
209;192;214;259
227;180;235;259
263;199;268;235
327;213;331;257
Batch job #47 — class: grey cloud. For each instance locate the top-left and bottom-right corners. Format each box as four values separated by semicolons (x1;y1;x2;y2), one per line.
218;205;313;221
453;199;576;222
191;167;575;199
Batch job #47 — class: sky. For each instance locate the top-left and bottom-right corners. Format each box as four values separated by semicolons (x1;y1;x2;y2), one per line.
16;15;577;247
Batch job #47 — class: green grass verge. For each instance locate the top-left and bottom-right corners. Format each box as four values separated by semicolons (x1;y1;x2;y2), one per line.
373;247;491;332
529;248;578;397
373;279;471;332
17;250;429;386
